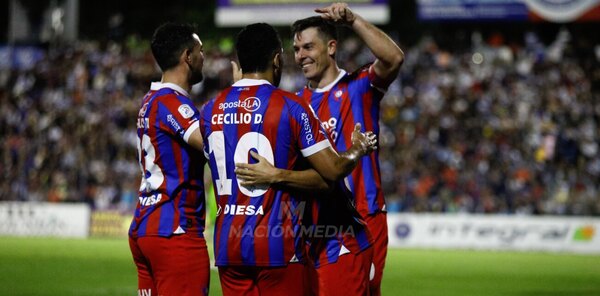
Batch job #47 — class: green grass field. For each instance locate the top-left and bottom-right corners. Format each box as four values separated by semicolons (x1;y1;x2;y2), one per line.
2;237;599;296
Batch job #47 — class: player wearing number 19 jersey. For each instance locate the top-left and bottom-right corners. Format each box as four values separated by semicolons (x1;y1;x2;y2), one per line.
201;78;329;267
128;23;209;296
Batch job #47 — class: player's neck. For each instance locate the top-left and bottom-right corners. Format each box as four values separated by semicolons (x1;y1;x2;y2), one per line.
241;71;273;84
161;70;190;93
310;64;341;90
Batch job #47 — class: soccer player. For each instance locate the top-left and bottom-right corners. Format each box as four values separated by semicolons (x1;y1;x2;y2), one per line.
238;3;403;295
199;23;377;296
128;23;209;296
294;3;404;295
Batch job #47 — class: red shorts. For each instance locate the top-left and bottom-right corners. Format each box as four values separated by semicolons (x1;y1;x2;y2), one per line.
218;263;306;296
308;246;374;296
364;212;388;296
129;234;210;296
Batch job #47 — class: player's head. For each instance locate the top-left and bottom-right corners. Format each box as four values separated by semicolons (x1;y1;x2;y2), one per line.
291;16;338;82
151;23;204;84
235;23;283;87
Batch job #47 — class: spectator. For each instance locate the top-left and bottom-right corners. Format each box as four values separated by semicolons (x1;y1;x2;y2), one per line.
1;29;599;216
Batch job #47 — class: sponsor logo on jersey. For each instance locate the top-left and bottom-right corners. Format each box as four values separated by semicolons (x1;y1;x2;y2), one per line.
300;112;314;144
139;193;162;207
166;114;181;132
218;97;261;112
217;204;265;216
320;117;339;142
178;104;194;119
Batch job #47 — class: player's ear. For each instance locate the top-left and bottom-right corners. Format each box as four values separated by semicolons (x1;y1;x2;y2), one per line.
182;48;192;65
273;50;282;69
327;39;337;57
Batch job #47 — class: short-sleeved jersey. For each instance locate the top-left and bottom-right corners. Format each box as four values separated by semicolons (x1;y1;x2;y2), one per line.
200;79;331;267
297;64;388;216
129;82;206;239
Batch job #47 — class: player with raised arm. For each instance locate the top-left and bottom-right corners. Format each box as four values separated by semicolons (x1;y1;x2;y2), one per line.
128;23;209;296
199;23;377;296
294;3;403;295
236;2;404;295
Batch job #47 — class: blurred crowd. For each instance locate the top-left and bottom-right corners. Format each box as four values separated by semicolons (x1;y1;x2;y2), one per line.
1;29;600;216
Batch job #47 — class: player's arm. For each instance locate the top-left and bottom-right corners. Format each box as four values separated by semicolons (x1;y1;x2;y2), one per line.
236;123;376;188
316;2;404;83
160;94;205;151
306;123;376;181
186;128;204;151
236;152;332;192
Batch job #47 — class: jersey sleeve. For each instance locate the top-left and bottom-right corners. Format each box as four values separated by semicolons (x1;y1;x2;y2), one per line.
199;100;213;159
364;63;393;93
287;98;331;157
158;94;200;143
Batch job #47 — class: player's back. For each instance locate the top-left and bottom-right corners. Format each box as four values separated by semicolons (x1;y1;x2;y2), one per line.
200;79;329;267
130;84;206;239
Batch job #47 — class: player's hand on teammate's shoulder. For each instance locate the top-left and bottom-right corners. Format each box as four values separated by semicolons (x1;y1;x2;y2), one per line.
351;123;378;155
315;2;356;26
235;151;279;187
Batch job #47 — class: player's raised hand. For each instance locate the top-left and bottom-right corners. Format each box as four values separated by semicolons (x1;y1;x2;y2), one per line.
235;150;279;186
231;60;242;83
351;123;377;155
315;2;356;26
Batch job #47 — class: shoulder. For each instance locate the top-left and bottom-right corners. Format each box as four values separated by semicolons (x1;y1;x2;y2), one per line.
274;88;303;102
155;89;195;108
203;87;233;111
347;63;373;81
295;87;313;98
347;63;390;93
272;88;312;110
199;97;216;116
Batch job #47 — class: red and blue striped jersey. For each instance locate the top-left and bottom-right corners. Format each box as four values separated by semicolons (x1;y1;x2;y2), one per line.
297;64;388;216
304;182;373;268
129;82;206;239
199;79;331;267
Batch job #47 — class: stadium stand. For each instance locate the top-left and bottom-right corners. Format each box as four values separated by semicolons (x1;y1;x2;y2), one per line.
1;28;599;216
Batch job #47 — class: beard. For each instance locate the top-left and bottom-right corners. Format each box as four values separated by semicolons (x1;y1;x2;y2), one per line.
273;68;281;87
190;68;204;85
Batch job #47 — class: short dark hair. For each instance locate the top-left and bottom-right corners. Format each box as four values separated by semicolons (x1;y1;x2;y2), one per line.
291;16;337;41
151;23;198;71
235;23;282;73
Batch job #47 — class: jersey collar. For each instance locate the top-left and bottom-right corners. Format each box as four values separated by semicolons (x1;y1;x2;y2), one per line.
313;69;347;93
232;79;272;87
150;82;190;97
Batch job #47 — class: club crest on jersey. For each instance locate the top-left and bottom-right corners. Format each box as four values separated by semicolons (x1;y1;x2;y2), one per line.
334;90;343;99
178;104;194;119
218;97;261;112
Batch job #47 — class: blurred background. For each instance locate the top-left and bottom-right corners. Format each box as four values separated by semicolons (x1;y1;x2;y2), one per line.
2;0;600;215
1;1;600;295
